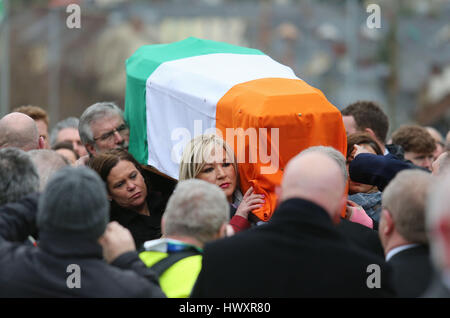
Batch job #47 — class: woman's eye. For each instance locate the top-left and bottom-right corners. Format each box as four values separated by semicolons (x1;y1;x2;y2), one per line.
130;172;137;179
203;167;214;173
114;182;124;189
223;162;231;167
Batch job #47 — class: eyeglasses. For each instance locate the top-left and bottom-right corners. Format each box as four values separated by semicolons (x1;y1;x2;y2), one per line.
93;123;129;142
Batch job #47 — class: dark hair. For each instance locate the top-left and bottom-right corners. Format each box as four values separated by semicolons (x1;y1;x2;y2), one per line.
52;141;79;159
341;101;389;143
347;132;383;161
391;125;436;154
88;149;143;186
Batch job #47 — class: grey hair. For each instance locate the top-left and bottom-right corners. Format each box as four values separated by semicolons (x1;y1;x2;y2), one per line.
382;169;432;244
0;148;40;205
299;146;348;181
162;179;230;245
49;117;79;147
28;149;69;192
426;169;450;270
78;102;124;146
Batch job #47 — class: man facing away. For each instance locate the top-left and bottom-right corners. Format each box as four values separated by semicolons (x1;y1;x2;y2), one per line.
0;166;165;297
0;112;44;151
378;169;434;297
139;179;232;298
191;148;394;297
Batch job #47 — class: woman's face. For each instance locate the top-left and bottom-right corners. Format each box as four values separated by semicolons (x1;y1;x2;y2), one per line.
107;160;147;210
196;146;237;202
348;143;378;194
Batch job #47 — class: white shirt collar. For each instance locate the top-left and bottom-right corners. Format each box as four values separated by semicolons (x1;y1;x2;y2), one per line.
386;244;420;261
383;147;389;155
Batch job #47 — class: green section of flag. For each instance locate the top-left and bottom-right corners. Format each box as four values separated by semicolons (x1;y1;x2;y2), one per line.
0;0;4;22
124;37;264;165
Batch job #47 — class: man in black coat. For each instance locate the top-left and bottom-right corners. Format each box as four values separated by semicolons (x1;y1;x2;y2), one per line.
0;166;166;298
378;169;434;297
191;149;395;297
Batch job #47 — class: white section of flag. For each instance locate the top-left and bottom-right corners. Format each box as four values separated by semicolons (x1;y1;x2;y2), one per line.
145;53;299;179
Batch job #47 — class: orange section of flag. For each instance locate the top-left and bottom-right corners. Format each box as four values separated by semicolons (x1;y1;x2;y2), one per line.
216;78;347;221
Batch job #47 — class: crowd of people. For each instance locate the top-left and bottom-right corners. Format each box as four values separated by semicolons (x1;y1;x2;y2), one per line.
0;100;449;298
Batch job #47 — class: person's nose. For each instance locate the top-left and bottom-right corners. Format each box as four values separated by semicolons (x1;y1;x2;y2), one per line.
126;180;136;191
216;166;226;179
113;130;124;144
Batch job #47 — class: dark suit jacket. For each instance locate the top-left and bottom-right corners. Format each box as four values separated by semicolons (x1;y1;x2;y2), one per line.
337;218;384;259
388;245;434;298
191;198;395;298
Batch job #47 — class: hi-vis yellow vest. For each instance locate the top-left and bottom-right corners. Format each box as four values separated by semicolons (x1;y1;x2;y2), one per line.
139;251;202;298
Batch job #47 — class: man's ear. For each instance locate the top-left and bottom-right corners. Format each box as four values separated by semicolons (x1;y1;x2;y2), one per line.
364;127;384;147
364;128;377;139
85;143;96;156
382;209;394;236
334;196;347;224
38;136;45;149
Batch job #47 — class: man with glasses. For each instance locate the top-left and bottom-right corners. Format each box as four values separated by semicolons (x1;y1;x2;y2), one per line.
78;101;177;203
79;102;130;157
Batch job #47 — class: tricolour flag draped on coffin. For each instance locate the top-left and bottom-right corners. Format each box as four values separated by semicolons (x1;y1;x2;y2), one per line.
125;37;347;222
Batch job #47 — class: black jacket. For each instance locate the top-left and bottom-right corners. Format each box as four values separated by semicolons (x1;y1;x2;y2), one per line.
349;153;430;192
110;190;166;249
110;168;174;249
0;193;166;298
191;198;395;298
337;218;384;258
388;245;434;298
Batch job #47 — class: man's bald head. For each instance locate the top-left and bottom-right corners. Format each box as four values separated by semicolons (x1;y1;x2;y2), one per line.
281;151;347;222
0;112;40;151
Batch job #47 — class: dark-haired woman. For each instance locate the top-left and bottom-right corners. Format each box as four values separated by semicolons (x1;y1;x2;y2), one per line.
88;149;170;248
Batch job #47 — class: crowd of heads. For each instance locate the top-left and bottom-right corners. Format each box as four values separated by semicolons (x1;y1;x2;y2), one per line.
0;98;449;298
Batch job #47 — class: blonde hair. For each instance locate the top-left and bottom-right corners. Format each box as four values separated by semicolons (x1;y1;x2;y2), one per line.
179;134;242;203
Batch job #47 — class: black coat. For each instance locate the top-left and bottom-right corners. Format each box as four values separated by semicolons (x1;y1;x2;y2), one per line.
110;190;165;249
349;153;429;192
388;245;434;298
337;218;385;258
110;168;174;249
191;198;395;298
0;194;166;298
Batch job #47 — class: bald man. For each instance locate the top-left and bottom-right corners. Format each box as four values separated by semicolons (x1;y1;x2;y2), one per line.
192;149;395;297
0;112;44;151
